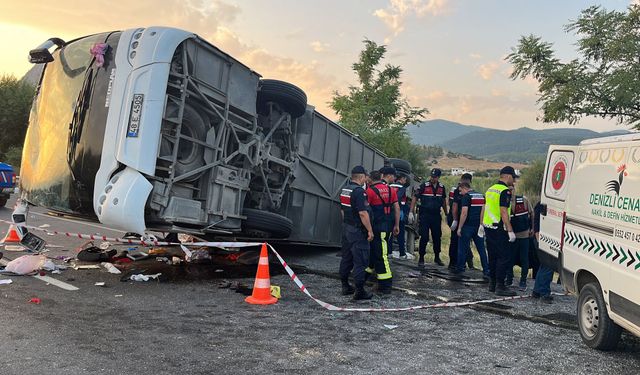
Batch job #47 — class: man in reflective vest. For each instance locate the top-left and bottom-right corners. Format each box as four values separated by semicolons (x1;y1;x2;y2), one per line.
447;173;475;270
390;173;414;260
339;165;374;300
505;181;534;291
366;166;400;294
409;168;448;267
483;166;518;296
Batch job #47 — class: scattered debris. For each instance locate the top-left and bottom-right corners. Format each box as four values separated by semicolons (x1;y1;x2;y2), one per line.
384;325;398;330
101;262;122;274
28;297;41;304
73;265;101;270
130;273;162;282
3;245;26;252
95;282;106;287
114;294;123;297
5;255;46;275
0;279;12;285
270;285;281;299
98;241;112;250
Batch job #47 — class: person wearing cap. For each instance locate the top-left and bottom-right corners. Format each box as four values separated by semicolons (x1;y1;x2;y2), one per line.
409;168;448;267
339;165;374;300
483;166;518;296
455;182;490;278
447;173;475;271
390;173;414;260
504;179;534;291
365;166;400;294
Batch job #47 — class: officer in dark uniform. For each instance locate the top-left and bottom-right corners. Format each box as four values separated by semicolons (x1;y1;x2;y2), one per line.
409;168;447;267
366;166;400;294
447;173;474;270
390;173;413;260
339;165;374;300
483;166;518;296
339;167;368;295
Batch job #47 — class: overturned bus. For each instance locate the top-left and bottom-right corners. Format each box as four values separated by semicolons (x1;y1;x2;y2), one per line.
20;26;393;247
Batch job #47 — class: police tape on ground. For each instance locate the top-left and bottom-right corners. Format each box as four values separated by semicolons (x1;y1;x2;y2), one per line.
0;219;541;312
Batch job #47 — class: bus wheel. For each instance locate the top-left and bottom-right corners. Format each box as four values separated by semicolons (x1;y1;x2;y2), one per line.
577;282;622;350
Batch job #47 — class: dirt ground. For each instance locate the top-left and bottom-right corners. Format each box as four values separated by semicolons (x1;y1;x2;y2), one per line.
0;199;639;375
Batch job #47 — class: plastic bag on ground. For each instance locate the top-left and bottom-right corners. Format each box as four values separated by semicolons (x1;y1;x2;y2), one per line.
5;255;46;275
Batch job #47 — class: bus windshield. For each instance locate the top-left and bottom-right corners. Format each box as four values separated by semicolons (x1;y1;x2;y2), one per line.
21;32;117;215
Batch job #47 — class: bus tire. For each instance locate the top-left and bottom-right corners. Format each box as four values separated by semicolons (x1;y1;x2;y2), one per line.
577;282;622;350
161;104;207;182
242;208;293;239
257;79;307;119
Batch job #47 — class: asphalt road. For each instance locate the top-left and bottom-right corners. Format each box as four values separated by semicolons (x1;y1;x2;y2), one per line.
0;196;639;375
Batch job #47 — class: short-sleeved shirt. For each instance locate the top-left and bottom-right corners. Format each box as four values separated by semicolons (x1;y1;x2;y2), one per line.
350;186;370;229
447;185;462;222
367;181;398;232
417;181;446;215
497;181;512;208
460;190;485;228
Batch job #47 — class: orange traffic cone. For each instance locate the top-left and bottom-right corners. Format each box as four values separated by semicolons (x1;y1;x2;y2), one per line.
245;243;278;305
2;225;21;243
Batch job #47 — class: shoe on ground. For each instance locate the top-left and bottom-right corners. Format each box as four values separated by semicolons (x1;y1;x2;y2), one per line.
482;275;491;281
434;258;445;266
399;253;415;260
505;280;513;287
377;287;392;295
531;291;541;298
341;283;355;296
488;281;496;293
468;264;477;270
391;251;400;259
541;295;554;304
418;258;425;268
518;281;527;292
495;287;517;297
353;289;373;300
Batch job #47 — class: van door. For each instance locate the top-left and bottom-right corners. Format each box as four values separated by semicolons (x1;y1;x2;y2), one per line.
539;146;577;270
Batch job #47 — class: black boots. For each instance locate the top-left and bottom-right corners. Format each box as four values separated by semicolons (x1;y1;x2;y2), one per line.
495;284;517;296
434;255;444;266
353;286;373;300
341;280;355;296
488;280;496;293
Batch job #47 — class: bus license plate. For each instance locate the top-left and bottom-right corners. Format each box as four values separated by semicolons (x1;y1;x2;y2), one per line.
127;94;144;137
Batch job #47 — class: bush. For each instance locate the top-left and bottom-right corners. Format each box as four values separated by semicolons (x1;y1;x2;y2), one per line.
4;146;22;168
518;159;545;204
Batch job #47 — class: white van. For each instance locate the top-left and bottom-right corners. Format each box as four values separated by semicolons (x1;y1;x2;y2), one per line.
539;134;640;350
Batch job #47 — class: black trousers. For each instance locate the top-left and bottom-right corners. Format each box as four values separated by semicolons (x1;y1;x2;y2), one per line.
419;214;442;257
340;224;371;287
485;227;511;285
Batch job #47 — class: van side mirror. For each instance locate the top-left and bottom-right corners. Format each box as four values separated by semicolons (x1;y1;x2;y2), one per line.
540;203;547;216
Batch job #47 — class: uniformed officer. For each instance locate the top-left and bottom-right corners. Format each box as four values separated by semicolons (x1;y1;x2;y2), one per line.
409;168;447;267
390;173;414;260
455;182;489;277
366;166;400;294
505;180;534;291
483;166;518;296
338;167;367;295
340;165;374;300
447;173;475;270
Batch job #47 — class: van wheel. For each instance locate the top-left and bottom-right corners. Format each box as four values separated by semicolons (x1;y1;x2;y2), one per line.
257;79;308;119
577;282;622;350
242;208;293;239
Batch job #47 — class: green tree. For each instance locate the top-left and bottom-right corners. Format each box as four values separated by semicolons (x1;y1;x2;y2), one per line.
0;75;34;163
518;159;545;204
507;5;640;128
331;39;429;176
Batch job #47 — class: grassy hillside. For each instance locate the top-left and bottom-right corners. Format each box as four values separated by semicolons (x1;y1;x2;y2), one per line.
406;119;486;146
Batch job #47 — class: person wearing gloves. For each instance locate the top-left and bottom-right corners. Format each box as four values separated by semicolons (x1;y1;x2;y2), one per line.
447;173;475;271
455;182;490;278
482;166;518;296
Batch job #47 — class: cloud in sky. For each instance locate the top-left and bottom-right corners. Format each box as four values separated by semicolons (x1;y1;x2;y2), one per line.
476;61;502;80
373;0;449;36
0;0;338;115
310;41;330;53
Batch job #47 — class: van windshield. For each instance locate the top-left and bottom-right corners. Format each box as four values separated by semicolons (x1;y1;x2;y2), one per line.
21;32;117;215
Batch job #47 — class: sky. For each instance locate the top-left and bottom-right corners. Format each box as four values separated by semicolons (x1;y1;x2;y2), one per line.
0;0;636;132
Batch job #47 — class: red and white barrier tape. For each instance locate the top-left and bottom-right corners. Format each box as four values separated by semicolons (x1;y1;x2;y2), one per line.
0;218;261;248
0;218;535;312
266;244;531;312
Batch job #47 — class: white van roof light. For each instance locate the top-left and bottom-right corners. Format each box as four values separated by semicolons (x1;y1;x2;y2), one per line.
580;132;640;145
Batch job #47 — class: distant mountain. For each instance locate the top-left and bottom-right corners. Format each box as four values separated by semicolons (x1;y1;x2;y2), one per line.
406;119;486;146
442;127;632;163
